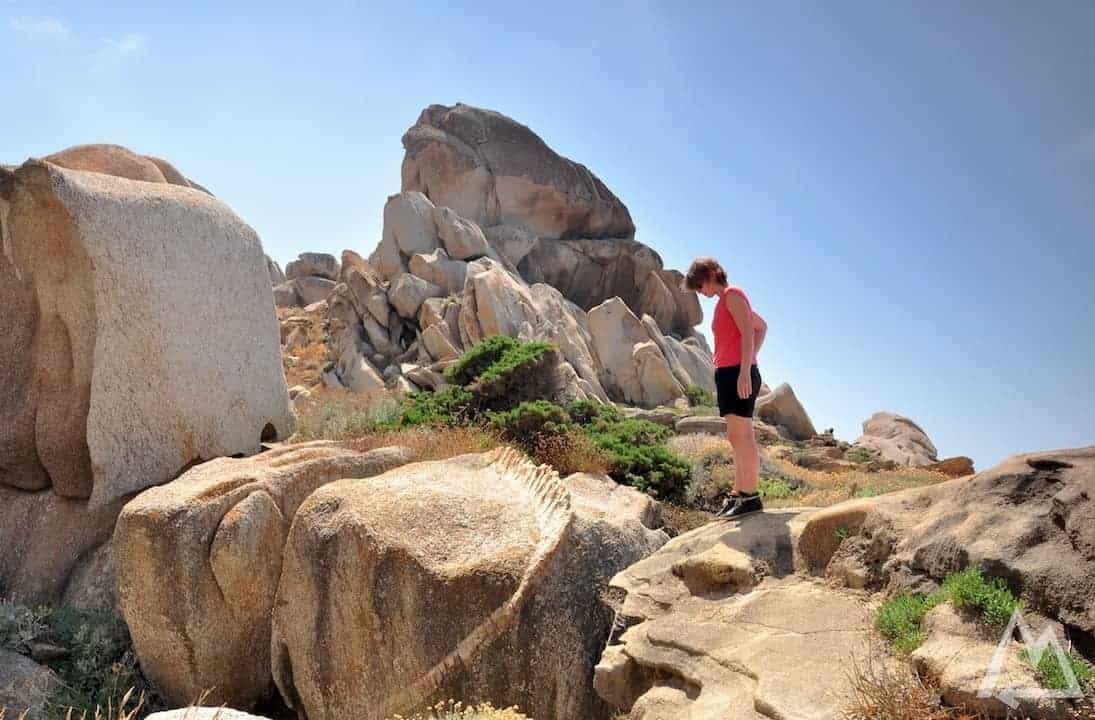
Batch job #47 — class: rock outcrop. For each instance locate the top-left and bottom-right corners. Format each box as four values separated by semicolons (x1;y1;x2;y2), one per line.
310;105;716;404
0;159;293;604
274;253;341;308
817;447;1095;639
400;104;700;336
326;192;712;405
271;448;667;720
853;411;938;466
0;650;59;720
402;103;635;241
42;143;207;192
594;511;877;719
114;442;415;708
755;383;817;441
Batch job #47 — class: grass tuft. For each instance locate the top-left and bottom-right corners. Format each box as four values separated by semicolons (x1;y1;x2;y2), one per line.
876;593;945;654
941;568;1023;628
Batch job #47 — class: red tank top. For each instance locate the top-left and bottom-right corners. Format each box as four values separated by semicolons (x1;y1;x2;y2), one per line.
712;286;758;368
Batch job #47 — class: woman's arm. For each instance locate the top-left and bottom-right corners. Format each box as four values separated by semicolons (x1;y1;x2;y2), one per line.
753;311;768;354
724;292;756;399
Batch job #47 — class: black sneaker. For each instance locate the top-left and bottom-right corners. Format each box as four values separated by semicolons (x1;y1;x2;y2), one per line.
718;493;763;519
715;494;740;517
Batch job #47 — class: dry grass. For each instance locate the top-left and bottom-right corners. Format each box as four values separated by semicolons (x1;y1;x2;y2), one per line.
388;700;530;719
290;387;403;441
342;425;504;462
278;306;330;388
763;456;950;508
841;650;986;720
525;431;611;477
666;433;734;463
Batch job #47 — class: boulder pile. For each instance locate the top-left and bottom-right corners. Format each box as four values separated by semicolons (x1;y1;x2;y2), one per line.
281;103;715;407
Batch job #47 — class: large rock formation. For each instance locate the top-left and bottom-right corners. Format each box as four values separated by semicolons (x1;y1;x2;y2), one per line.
402;103;635;240
271;448;667;720
0;159;294;604
325;191;714;406
308;105;715;404
113;442;415;708
853;411;938;466
400;104;700;336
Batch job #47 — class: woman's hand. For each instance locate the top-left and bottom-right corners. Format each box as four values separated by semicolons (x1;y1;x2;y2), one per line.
737;367;753;400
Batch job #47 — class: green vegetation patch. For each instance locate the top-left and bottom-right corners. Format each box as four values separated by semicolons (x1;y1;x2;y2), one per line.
1020;646;1094;692
1;601;153;719
685;384;715;407
876;593;945;654
758;475;799;500
875;567;1027;655
941;567;1024;627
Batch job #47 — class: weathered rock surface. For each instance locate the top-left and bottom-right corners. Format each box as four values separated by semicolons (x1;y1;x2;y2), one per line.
595;511;876;720
0;160;293;604
755;383;817;441
402;103;635;240
911;604;1063;719
271;448;667;720
0;160;293;505
265;255;285;285
42;144;193;188
285;252;340;281
0;650;59;720
854;411;938;466
114;442;415;708
675;415;728;436
147;710;272;720
821;447;1095;639
588;298;686;408
325;107;710;404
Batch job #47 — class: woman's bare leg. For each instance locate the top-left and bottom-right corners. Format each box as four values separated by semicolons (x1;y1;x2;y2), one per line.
725;415;759;494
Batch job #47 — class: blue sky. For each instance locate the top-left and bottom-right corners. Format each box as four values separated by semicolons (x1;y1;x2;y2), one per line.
4;1;1093;468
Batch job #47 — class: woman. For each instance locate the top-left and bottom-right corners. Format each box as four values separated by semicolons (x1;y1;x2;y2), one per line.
684;257;768;518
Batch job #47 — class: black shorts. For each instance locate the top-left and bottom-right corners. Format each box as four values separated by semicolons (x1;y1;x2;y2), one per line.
715;364;763;418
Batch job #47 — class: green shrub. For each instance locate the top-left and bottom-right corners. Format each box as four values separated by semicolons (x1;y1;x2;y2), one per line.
398;387;476;427
876;593;945;654
1020;646;1094;692
854;485;883;498
942;568;1023;627
585;418;689;499
489;401;573;444
844;445;878;464
599;443;690;500
0;600;48;652
685;385;715;407
0;602;153;719
445;335;523;387
564;399;622;426
758;475;798;500
689;405;719;417
587;418;672;447
43;607;145;718
444;336;558;410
